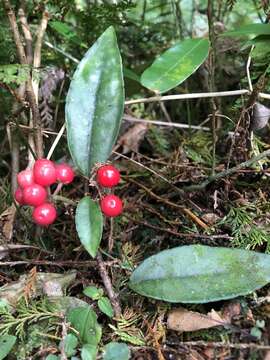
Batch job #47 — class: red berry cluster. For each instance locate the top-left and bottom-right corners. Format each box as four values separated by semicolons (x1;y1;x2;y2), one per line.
14;159;74;226
97;165;123;217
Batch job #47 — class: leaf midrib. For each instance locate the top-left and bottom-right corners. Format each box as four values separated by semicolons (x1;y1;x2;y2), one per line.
143;39;207;91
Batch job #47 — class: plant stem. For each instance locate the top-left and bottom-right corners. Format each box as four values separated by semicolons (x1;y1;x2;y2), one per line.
96;252;121;318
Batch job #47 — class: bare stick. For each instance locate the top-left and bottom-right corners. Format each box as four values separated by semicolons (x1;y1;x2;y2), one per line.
183;148;270;192
47;123;66;160
18;3;33;64
44;41;80;63
125;91;270;104
125;90;250;104
96;252;121;318
123;114;210;131
246;45;255;92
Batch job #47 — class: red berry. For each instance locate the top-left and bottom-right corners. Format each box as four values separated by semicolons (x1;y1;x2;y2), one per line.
14;187;24;205
100;195;123;217
17;169;34;189
23;184;47;207
55;164;75;184
33;203;57;226
33;159;57;186
97;165;120;188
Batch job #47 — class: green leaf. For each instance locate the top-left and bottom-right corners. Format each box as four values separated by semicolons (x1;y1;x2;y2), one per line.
83;286;104;300
67;306;102;346
0;335;16;360
75;197;103;258
64;333;78;357
129;245;270;303
103;342;130;360
98;297;114;318
141;38;209;93
222;24;270;37
81;344;98;360
50;21;87;47
65;26;124;176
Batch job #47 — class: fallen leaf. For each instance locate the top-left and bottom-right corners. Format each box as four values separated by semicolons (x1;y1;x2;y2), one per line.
0;271;77;306
221;301;241;323
116;122;148;153
0;205;16;241
201;213;221;225
167;307;228;332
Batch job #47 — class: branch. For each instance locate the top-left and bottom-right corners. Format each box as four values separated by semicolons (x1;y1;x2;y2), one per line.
182;148;270;192
18;2;33;64
3;0;27;64
96;252;121;318
3;0;44;158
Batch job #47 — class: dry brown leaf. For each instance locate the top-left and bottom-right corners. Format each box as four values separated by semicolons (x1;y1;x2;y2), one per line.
221;301;241;323
201;213;221;225
0;204;16;241
116;122;148;154
167;307;228;332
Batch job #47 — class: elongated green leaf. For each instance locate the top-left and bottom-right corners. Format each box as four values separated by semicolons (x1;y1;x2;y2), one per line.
65;26;124;176
0;335;16;360
75;197;103;258
67;306;102;346
103;342;130;360
98;297;114;318
141;38;209;93
129;245;270;303
223;24;270;37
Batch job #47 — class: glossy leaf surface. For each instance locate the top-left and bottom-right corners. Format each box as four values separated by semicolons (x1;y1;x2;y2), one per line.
141;38;209;93
223;23;270;37
75;197;103;258
65;26;124;176
129;245;270;303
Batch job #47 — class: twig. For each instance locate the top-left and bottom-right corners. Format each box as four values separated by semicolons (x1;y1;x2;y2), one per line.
108;218;114;253
166;340;270;351
128;178;208;229
246;45;255;92
0;259;117;267
47;123;66;160
182;148;270;192
96;252;121;318
123;114;210;131
125;214;231;240
125;90;270;104
44;40;80;64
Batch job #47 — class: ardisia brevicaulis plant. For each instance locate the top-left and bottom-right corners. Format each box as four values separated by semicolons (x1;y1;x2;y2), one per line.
3;1;270;358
